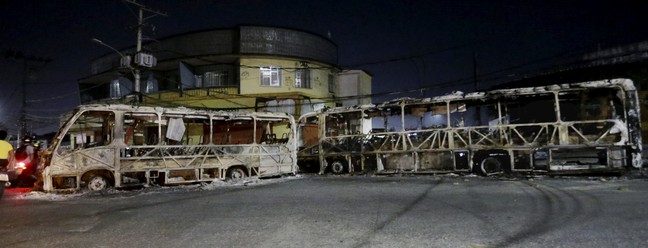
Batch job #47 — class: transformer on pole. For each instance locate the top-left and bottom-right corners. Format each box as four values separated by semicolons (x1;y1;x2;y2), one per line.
123;0;166;102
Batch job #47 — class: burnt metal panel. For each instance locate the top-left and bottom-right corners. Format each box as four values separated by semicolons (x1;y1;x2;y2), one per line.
43;104;298;192
302;78;642;175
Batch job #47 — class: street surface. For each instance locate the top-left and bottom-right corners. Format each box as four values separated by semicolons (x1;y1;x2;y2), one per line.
1;175;648;248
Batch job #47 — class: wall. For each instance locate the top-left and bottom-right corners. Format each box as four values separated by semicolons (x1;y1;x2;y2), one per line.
239;58;333;98
337;70;372;107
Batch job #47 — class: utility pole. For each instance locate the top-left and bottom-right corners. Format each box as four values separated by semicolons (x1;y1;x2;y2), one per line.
472;51;478;92
20;59;26;143
3;49;51;142
123;0;166;102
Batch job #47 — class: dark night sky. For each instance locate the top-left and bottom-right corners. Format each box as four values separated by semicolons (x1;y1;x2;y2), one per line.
1;0;647;134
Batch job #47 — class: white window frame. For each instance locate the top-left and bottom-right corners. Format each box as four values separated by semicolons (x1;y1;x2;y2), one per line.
295;68;311;89
260;66;281;86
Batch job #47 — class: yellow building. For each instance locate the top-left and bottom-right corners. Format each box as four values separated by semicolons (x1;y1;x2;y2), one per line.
79;26;372;116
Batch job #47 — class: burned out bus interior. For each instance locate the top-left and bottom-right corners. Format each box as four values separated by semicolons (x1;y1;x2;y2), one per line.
298;81;638;175
57;111;115;155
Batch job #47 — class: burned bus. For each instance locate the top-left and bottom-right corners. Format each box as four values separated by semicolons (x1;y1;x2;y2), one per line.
297;78;642;175
42;104;297;192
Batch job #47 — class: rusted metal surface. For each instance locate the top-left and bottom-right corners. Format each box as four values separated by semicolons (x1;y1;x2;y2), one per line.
43;104;296;192
298;78;642;175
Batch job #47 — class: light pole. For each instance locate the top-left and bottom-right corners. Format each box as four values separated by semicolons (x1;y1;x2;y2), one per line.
91;1;164;103
135;6;143;100
125;0;166;102
91;38;140;101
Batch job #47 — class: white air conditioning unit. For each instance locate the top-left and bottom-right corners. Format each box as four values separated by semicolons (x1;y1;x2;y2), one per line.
134;53;157;67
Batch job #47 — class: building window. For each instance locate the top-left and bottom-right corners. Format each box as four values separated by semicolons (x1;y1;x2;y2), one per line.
145;73;159;93
295;68;311;88
110;77;132;97
328;74;335;93
110;79;121;98
204;71;228;87
260;66;281;86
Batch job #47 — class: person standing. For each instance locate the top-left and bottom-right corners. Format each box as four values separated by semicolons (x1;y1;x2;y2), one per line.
0;130;14;172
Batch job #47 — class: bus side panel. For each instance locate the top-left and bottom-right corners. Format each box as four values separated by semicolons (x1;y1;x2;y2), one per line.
418;151;454;171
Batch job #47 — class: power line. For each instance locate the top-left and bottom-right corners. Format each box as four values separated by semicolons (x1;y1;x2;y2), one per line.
19;27;632;113
21;45;585;108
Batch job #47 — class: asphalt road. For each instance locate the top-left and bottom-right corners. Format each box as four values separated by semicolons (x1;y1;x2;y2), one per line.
1;175;648;248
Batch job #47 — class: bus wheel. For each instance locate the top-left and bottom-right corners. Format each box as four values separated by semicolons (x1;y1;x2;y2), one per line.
0;182;4;199
330;160;345;174
87;174;109;191
227;167;247;180
480;157;503;176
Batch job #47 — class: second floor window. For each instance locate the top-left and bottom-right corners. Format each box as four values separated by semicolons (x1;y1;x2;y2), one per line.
204;71;229;86
260;66;281;86
110;79;121;98
295;68;311;88
328;74;335;93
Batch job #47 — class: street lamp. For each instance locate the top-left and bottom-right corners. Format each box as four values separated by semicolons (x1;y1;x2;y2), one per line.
91;38;141;102
90;1;164;103
91;38;125;57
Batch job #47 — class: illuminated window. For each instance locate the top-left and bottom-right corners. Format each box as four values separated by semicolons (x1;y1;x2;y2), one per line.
260;66;281;86
295;69;311;88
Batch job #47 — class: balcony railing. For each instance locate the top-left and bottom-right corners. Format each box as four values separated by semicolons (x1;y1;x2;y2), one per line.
156;86;240;100
81;86;240;104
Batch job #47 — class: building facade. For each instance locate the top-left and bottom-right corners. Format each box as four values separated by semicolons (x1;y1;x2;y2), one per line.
79;26;372;116
337;70;373;107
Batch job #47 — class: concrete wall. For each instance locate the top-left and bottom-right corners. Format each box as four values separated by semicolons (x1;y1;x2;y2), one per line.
337;70;372;107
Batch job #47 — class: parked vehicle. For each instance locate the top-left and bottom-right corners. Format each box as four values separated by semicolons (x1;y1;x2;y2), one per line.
9;137;38;187
42;104;297;192
0;153;12;199
11;159;37;187
297;78;642;175
0;171;7;199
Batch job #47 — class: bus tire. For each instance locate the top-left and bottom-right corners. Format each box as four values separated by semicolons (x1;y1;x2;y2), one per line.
0;183;4;199
480;157;503;176
87;174;109;191
330;160;345;174
227;167;247;180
